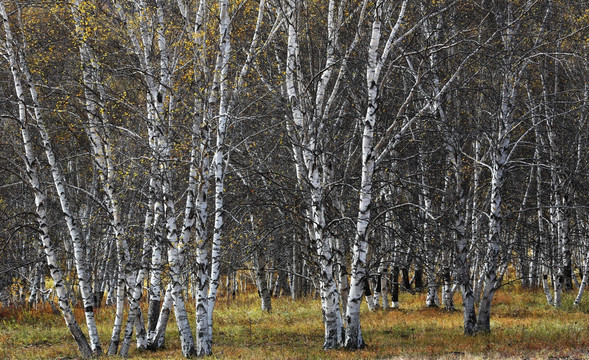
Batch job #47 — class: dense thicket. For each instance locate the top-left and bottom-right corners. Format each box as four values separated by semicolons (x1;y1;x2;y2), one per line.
0;0;588;358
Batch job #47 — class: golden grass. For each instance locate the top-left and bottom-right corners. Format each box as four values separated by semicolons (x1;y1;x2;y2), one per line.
2;285;589;359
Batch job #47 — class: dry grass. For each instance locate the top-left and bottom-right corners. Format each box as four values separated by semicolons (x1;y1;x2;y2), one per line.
2;285;589;359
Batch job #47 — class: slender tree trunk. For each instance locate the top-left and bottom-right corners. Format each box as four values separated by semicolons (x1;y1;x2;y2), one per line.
441;252;455;311
254;243;272;312
108;267;126;354
346;2;409;348
206;0;231;341
291;240;302;300
152;284;173;349
378;265;389;310
280;0;351;348
1;5;93;355
1;3;101;353
456;165;476;334
475;84;511;333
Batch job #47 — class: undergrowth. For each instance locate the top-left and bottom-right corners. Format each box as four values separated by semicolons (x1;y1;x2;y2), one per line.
2;286;589;359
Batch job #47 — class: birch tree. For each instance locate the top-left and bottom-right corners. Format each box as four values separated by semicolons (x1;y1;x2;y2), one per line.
0;2;93;357
67;1;153;355
112;1;199;355
0;1;102;354
343;0;491;345
274;0;372;348
474;0;557;331
345;0;417;348
173;0;269;355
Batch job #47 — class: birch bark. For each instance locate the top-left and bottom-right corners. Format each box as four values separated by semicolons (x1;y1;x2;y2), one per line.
476;5;519;332
0;3;93;356
206;0;231;339
344;0;409;348
574;76;589;305
278;0;369;348
2;2;102;353
70;2;150;354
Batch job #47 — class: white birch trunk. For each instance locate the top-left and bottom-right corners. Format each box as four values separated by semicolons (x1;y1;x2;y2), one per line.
254;243;272;312
71;2;151;354
471;135;483;306
345;1;408;348
145;158;165;348
28;52;103;357
441;251;455;311
476;59;516;333
194;172;211;358
161;138;196;358
153;284;174;349
345;11;379;348
1;4;93;355
377;259;388;310
574;81;589;305
420;150;437;308
2;2;101;353
311;185;344;349
544;90;568;306
476;153;504;333
533;120;554;306
118;243;150;357
206;0;231;341
475;2;533;332
193;103;212;357
116;2;198;355
457;176;476;332
337;238;350;313
107;264;126;355
280;0;353;349
147;182;165;348
387;200;401;309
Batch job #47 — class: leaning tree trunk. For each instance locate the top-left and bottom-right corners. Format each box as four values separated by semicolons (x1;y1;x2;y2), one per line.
2;4;102;352
1;5;93;355
152;284;173;349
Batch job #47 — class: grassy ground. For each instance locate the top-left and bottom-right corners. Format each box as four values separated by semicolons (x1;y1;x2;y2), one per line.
2;285;589;359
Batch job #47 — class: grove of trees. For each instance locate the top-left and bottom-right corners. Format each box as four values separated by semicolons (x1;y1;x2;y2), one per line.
0;0;588;357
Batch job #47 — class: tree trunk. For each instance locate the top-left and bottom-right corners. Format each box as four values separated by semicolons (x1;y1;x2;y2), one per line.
1;3;101;354
254;245;272;312
391;266;400;308
152;284;173;349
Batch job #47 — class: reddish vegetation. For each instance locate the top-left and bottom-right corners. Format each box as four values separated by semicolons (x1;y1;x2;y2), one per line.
2;285;589;359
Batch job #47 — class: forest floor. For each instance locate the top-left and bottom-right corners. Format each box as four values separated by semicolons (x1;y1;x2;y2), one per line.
2;284;589;359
